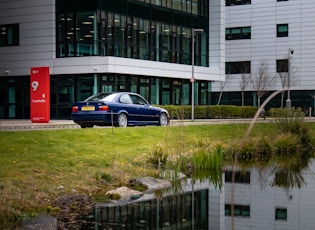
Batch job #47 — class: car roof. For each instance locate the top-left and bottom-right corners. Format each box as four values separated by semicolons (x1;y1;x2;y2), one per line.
84;92;141;101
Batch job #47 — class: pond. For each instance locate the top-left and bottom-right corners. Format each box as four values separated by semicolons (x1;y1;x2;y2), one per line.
59;159;315;230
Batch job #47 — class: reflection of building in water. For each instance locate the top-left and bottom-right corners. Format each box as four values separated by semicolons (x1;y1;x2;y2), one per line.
76;160;315;229
98;190;207;229
224;160;315;230
81;179;224;229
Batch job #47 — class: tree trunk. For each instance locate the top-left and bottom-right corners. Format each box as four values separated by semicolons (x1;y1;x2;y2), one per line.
217;91;223;105
241;91;244;106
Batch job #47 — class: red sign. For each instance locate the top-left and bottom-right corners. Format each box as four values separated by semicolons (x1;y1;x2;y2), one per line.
30;67;50;123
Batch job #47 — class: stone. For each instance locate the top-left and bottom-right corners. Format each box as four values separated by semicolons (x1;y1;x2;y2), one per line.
106;186;143;201
133;176;172;193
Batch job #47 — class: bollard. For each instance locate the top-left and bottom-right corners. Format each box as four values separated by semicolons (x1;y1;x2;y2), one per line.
309;107;312;119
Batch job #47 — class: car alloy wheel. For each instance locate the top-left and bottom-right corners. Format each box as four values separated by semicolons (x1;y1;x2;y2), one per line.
159;113;168;126
117;113;128;127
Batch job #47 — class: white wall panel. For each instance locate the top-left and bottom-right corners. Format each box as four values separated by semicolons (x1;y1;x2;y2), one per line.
219;0;315;92
21;37;54;46
0;0;55;76
21;21;54;31
21;29;55;38
50;56;222;82
20;0;54;7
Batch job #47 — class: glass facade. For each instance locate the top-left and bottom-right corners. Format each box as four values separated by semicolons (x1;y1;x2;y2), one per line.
47;0;210;119
136;0;209;16
0;76;29;119
48;74;211;119
0;75;211;120
79;189;209;229
56;0;209;67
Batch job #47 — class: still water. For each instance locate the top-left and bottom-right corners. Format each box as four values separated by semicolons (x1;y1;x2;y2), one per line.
63;159;315;230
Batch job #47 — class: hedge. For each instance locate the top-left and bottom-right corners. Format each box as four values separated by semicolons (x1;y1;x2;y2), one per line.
158;105;257;119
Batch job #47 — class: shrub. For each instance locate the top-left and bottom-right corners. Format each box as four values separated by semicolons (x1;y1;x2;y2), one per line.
148;144;169;169
194;106;206;119
273;133;300;158
237;140;256;164
271;107;315;152
255;137;273;163
241;106;258;118
270;107;306;133
158;105;257;119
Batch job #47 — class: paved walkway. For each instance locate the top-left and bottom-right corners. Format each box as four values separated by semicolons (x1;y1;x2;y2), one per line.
0;118;276;131
0;119;80;131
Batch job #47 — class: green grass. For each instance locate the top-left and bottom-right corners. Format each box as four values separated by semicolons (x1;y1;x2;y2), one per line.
0;122;312;227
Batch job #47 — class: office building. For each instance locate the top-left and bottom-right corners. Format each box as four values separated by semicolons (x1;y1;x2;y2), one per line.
0;0;225;119
213;0;315;112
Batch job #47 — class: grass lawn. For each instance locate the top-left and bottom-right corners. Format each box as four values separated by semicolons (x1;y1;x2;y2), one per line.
0;122;310;226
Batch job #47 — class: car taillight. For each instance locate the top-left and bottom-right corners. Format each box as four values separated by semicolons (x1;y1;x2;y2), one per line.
98;105;110;111
72;106;79;112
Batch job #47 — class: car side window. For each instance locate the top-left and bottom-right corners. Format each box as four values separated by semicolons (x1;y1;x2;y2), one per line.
119;94;133;104
130;95;147;105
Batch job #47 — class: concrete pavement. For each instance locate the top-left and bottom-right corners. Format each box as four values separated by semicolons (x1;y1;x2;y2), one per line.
0;119;79;131
0;118;275;131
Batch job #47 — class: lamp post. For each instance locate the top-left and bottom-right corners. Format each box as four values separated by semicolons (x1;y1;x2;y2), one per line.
191;28;204;121
286;47;294;108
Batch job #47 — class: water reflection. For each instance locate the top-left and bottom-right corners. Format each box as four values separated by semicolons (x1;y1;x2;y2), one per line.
68;159;315;229
74;180;218;229
92;188;208;229
225;159;315;230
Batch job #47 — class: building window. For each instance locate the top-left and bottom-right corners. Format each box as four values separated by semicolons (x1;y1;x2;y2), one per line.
138;0;209;16
276;59;288;72
277;24;288;37
275;208;287;220
225;204;250;217
277;0;288;2
225;171;250;183
226;27;251;40
226;61;251;74
56;2;209;67
226;0;251;6
0;24;19;46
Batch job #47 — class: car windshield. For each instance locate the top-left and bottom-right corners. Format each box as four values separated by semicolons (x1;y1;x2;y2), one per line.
84;93;116;102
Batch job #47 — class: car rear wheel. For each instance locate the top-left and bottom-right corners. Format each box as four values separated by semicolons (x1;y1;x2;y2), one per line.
117;113;128;127
159;113;168;126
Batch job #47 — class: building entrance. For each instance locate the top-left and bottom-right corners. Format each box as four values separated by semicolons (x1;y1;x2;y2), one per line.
51;76;74;119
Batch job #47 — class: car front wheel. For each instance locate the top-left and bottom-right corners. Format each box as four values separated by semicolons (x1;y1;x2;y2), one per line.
159;113;169;126
117;113;128;127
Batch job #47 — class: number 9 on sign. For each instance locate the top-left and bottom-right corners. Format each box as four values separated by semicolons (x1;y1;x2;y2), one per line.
32;81;39;91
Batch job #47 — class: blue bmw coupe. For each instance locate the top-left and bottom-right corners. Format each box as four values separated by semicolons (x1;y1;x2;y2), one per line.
72;92;170;128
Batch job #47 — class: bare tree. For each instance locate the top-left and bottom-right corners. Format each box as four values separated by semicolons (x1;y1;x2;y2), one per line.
251;59;275;108
217;73;231;105
240;66;251;106
277;57;298;108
